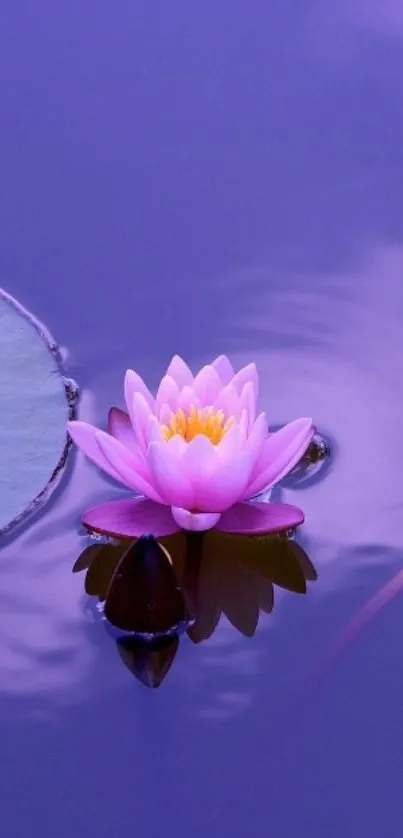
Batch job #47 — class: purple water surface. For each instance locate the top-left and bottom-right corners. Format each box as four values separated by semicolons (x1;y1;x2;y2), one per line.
1;2;403;836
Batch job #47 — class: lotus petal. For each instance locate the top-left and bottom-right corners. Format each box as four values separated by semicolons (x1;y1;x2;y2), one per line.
67;421;122;482
166;354;193;388
108;408;137;452
171;507;222;531
211;354;235;385
246;418;314;498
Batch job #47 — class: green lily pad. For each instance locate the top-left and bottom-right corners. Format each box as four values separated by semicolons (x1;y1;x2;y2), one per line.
0;289;78;537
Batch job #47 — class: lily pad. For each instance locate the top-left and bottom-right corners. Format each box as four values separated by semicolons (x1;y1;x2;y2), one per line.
0;288;78;537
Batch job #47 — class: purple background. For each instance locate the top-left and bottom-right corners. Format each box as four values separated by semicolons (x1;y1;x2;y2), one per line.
1;2;403;836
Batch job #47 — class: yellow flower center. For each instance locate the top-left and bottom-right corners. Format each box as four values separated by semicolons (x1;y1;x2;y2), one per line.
161;405;233;445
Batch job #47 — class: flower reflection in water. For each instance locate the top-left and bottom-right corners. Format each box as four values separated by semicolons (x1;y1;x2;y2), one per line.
73;530;317;689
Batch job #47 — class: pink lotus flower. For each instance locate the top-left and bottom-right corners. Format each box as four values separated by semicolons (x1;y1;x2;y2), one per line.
67;355;314;538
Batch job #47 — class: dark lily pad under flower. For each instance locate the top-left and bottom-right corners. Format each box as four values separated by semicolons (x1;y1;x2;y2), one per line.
73;530;317;687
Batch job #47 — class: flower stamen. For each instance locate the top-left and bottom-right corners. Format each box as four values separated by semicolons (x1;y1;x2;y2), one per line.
161;404;233;444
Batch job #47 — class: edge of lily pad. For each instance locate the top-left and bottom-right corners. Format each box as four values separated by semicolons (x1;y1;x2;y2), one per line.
0;287;79;540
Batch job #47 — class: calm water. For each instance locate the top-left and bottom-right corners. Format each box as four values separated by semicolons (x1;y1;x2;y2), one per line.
1;2;403;836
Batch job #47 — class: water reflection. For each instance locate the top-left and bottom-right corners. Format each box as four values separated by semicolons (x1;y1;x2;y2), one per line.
73;530;317;689
116;635;180;689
